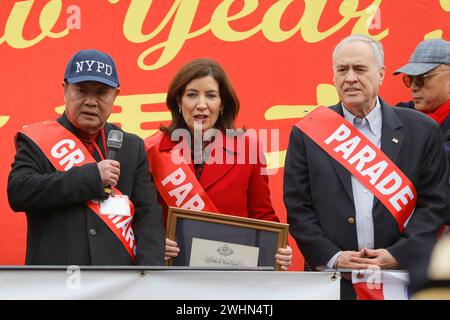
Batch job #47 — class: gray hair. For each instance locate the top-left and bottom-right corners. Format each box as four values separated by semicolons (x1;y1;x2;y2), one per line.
332;34;385;68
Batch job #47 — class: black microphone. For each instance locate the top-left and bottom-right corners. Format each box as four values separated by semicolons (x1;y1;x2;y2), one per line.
104;130;123;195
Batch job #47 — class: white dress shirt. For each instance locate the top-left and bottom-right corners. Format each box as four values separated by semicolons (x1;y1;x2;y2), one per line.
326;98;383;269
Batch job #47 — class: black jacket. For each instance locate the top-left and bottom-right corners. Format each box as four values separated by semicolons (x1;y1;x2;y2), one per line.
396;100;450;224
8;113;165;265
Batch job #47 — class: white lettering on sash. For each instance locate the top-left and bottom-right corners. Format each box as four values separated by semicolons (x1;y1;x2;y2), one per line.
169;183;193;206
182;194;205;211
375;171;402;195
324;124;413;212
334;136;361;159
162;167;186;186
108;215;135;253
324;124;351;144
162;168;205;211
389;185;415;211
50;139;85;171
125;226;136;254
348;145;376;171
116;216;132;236
360;160;388;185
109;214;122;224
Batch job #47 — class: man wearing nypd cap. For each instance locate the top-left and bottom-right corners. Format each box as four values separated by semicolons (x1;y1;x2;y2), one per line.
393;39;450;293
8;49;165;265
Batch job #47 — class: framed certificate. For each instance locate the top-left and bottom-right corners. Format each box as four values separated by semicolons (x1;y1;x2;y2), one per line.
166;207;289;271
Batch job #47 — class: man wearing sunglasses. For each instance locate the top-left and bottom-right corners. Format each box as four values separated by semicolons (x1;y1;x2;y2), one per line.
394;39;450;130
394;39;450;222
394;39;450;294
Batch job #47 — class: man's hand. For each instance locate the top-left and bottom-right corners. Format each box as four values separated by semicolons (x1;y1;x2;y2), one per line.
97;160;120;187
349;248;399;269
165;238;180;261
275;245;293;271
335;250;369;269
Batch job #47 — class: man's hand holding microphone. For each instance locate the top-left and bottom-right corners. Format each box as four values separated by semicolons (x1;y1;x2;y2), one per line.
98;130;123;194
98;160;120;188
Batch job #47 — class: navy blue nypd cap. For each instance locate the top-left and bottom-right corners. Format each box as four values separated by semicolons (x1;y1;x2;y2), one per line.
64;49;120;87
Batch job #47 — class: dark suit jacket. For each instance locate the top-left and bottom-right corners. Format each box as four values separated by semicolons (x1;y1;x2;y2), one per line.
284;99;448;272
8;113;165;265
397;100;450;225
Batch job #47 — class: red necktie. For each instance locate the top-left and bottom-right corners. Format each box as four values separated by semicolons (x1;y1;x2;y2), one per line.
76;129;100;157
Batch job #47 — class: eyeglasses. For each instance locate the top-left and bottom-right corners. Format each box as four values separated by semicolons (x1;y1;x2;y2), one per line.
402;70;450;88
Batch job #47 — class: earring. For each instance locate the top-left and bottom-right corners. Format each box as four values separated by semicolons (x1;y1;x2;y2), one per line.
219;109;224;116
178;107;182;114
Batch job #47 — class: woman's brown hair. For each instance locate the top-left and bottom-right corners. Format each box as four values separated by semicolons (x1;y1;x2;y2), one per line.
161;58;240;134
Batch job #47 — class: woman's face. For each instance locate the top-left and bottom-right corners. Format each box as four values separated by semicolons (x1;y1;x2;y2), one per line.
179;76;222;134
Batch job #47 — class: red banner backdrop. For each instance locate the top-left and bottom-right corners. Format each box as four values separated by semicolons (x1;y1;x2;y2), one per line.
0;0;449;269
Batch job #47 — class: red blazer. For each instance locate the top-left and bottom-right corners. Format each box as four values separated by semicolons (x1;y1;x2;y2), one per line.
146;132;279;224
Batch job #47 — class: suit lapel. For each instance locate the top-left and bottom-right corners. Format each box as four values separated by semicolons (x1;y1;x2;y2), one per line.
324;101;405;210
373;99;404;208
379;100;404;164
328;104;354;202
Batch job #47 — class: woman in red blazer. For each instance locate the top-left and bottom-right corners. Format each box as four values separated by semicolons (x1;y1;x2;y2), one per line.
145;58;292;270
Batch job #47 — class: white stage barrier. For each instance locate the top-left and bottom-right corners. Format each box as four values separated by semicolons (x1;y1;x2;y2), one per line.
0;267;340;300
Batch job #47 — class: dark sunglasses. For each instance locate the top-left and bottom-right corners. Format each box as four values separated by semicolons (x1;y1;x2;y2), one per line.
402;71;450;88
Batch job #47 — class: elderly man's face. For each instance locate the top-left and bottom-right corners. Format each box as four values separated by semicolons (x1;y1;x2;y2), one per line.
333;41;385;116
63;81;119;134
409;65;450;113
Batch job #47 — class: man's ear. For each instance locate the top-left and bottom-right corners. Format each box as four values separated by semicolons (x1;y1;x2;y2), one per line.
62;81;68;102
379;65;386;86
446;75;450;94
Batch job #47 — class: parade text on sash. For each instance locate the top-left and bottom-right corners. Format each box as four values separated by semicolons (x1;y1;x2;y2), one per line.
296;107;417;232
145;132;218;213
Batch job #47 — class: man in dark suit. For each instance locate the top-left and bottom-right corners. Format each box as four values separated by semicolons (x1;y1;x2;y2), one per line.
8;49;165;265
284;35;448;299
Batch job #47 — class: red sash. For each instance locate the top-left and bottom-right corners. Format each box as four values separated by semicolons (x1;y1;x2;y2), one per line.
296;106;417;232
145;132;218;213
18;120;137;261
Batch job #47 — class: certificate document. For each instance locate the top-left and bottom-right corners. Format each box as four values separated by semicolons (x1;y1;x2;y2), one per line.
189;238;259;268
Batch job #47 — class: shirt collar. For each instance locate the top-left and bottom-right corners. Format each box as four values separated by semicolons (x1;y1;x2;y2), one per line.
342;97;382;136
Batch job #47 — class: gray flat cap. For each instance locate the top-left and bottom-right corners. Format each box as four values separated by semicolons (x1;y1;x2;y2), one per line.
393;39;450;76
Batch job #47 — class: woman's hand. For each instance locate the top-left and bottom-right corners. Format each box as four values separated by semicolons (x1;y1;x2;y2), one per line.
275;245;293;271
165;238;180;261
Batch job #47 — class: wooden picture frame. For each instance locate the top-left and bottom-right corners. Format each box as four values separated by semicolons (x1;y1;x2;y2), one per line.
166;207;289;271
